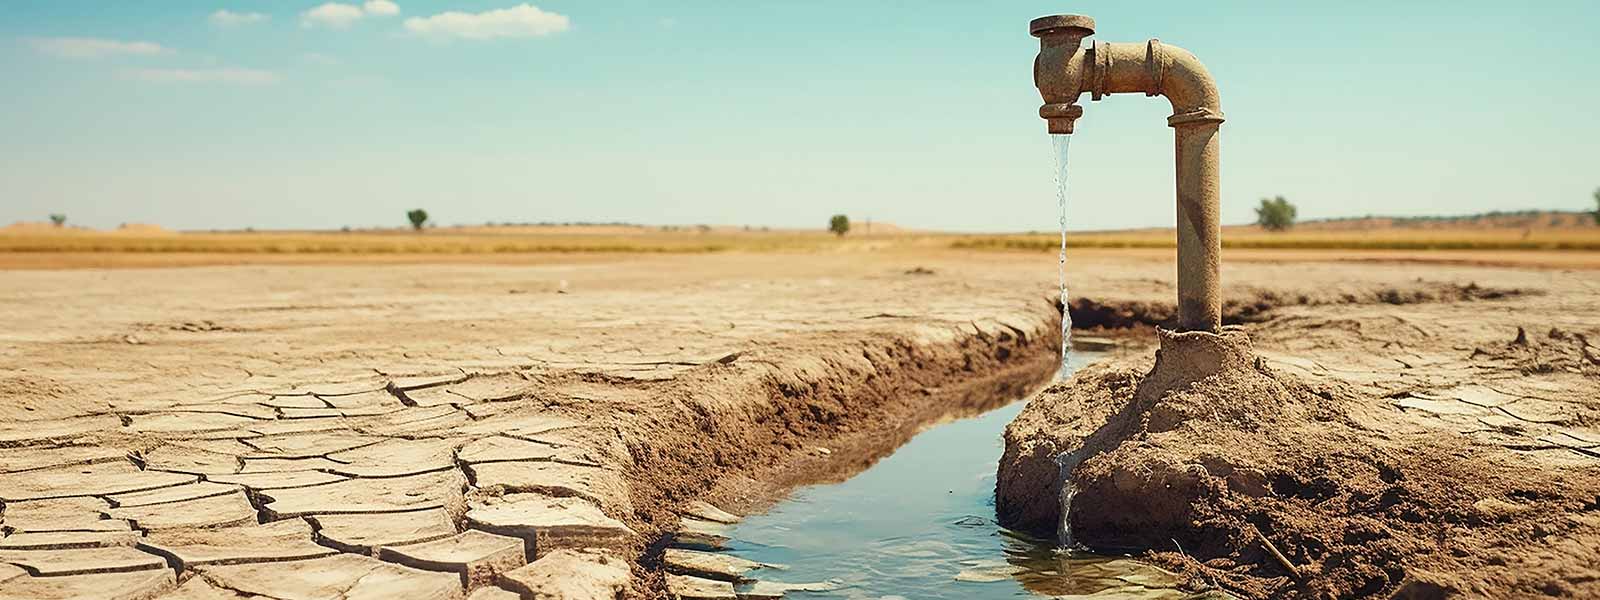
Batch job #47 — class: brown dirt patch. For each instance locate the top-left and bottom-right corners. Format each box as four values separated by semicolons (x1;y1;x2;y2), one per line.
1069;281;1535;331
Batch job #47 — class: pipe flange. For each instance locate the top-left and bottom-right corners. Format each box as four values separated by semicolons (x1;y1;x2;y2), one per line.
1029;14;1095;38
1089;40;1110;101
1039;103;1084;120
1145;39;1165;97
1039;103;1084;134
1167;107;1226;127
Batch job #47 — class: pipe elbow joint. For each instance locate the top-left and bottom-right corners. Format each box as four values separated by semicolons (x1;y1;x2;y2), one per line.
1153;42;1224;128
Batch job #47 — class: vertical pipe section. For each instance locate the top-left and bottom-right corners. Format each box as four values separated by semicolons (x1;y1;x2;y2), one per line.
1174;122;1222;332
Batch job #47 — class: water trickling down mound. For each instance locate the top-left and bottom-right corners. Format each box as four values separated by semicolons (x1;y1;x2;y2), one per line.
998;327;1302;544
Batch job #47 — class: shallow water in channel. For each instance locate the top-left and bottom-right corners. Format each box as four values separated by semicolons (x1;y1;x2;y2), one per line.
715;351;1218;599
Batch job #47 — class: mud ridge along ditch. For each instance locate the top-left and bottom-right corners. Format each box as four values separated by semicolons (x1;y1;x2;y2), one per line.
1067;280;1534;331
626;307;1069;597
645;349;1240;600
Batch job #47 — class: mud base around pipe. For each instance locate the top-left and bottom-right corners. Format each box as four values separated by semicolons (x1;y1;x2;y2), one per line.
997;327;1600;599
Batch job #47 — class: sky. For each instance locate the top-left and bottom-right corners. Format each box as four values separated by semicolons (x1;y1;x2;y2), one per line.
2;1;1597;232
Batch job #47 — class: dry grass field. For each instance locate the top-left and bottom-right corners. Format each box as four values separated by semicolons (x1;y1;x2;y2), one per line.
954;213;1600;252
0;224;804;255
2;212;1597;271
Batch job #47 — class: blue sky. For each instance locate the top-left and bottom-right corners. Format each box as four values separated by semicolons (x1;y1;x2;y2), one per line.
3;1;1597;232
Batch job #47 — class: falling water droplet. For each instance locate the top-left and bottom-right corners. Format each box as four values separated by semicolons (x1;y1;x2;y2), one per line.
1052;134;1074;377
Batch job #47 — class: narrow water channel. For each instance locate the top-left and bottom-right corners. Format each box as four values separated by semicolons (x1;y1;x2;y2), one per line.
717;351;1215;599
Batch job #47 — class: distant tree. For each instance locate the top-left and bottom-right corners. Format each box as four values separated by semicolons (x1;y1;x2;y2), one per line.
48;214;66;227
1592;187;1599;225
406;209;429;231
1254;196;1298;231
829;214;850;237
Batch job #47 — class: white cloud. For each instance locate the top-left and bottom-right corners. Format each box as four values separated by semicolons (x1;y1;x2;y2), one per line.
28;37;170;59
210;10;268;27
301;3;364;28
122;67;281;85
363;0;400;16
301;1;398;28
403;4;570;40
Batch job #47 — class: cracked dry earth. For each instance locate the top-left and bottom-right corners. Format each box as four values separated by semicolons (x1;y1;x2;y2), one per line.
0;252;1065;600
1213;269;1600;597
1;250;1596;599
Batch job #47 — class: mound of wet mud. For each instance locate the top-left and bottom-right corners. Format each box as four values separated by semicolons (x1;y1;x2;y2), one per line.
1068;281;1533;330
997;328;1600;599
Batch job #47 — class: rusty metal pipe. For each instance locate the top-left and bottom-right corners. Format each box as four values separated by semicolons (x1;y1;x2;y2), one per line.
1031;15;1224;332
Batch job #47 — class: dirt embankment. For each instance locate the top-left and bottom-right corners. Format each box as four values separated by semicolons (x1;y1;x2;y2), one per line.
1068;281;1533;331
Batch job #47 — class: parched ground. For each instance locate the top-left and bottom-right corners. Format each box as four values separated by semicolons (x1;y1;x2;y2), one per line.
0;251;1066;599
1;249;1596;599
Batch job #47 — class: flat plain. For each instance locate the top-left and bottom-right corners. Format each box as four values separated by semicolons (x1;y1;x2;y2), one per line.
1;227;1597;598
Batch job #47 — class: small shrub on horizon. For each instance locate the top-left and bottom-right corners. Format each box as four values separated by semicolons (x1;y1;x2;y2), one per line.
829;214;850;237
407;209;429;232
1255;196;1298;231
1592;187;1599;225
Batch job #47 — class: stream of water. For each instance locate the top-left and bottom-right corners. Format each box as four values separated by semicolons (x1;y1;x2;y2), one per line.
1052;134;1074;378
1048;134;1086;553
714;351;1210;599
